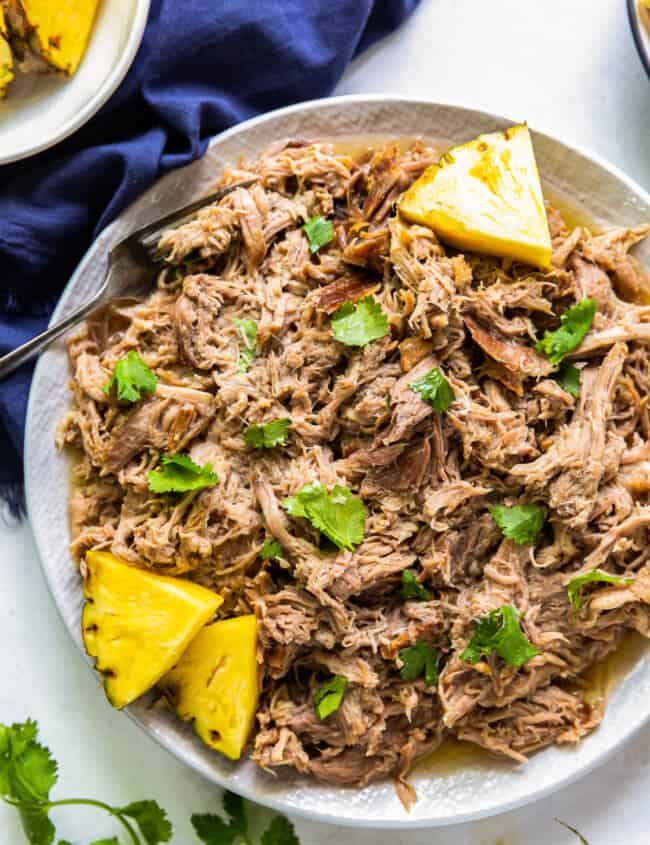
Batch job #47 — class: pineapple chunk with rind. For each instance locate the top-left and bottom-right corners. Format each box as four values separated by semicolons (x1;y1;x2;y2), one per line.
82;551;222;710
161;615;259;760
20;0;100;76
0;7;13;98
399;124;552;270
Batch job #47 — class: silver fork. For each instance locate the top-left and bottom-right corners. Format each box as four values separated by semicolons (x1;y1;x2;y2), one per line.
0;179;256;379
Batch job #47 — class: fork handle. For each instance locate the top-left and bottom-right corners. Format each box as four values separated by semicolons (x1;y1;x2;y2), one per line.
0;293;104;380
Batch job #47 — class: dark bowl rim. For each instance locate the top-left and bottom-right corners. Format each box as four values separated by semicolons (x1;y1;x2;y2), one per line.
628;0;650;77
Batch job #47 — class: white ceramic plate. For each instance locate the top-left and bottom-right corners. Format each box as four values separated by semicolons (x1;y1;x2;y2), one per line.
0;0;150;164
25;97;650;828
629;0;650;77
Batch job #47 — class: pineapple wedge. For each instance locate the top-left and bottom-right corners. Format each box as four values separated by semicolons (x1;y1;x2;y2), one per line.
0;6;13;98
161;615;259;760
399;124;552;269
82;551;222;710
19;0;100;76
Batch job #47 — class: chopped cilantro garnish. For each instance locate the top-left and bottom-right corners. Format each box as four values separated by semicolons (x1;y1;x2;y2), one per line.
409;367;454;411
330;296;389;347
314;676;347;720
535;298;597;365
554;361;581;398
400;569;432;601
282;482;365;550
148;453;219;494
461;605;540;667
244;418;292;449
102;350;157;403
260;538;283;561
489;504;546;545
567;569;635;611
234;318;257;372
398;641;440;685
303;216;334;254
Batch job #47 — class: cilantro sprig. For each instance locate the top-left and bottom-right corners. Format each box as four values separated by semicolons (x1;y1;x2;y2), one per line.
244;419;292;449
554;361;581;399
282;482;365;550
409;367;454;412
193;790;299;845
330;297;389;347
400;569;432;601
567;569;635;611
398;641;440;685
314;676;347;720
148;453;219;494
461;605;540;668
489;504;546;545
234;319;257;373
103;351;157;403
0;719;171;845
260;539;283;561
302;216;334;254
535;299;596;365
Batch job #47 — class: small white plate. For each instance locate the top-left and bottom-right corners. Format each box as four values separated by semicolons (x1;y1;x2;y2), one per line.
0;0;150;164
25;97;650;828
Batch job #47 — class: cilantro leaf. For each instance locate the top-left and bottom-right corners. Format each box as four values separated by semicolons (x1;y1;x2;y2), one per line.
261;815;300;845
283;482;365;550
489;504;546;545
409;367;454;412
260;539;283;561
89;839;121;845
535;299;597;365
303;216;334;254
461;605;540;667
244;418;291;449
567;569;635;611
314;676;347;720
330;297;389;347
234;318;257;373
556;819;591;845
554;361;581;399
399;641;440;685
118;800;172;844
222;791;247;838
191;813;235;845
103;351;157;403
148;453;219;494
400;569;432;601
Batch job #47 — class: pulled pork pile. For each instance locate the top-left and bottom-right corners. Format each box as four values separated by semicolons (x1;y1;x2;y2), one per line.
58;138;650;806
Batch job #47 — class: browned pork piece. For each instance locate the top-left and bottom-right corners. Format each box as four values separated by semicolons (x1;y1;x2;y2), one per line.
59;137;650;806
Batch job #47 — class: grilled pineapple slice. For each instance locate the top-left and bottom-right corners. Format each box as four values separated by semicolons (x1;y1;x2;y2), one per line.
0;6;13;97
19;0;99;76
161;615;259;760
399;124;552;269
82;551;222;709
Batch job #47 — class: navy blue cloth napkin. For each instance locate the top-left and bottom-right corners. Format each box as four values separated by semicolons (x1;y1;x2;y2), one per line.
0;0;419;514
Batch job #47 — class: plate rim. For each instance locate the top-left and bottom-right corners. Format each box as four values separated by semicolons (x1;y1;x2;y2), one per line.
24;94;650;829
0;0;151;165
627;0;650;78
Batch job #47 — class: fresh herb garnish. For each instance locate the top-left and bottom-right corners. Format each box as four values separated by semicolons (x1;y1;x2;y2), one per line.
535;298;597;365
409;367;455;411
398;641;440;685
554;361;581;398
148;453;219;494
489;504;546;545
555;819;591;844
234;318;257;373
0;718;172;844
193;789;299;845
260;539;283;561
244;418;292;449
282;482;365;550
567;569;635;611
314;676;347;720
330;296;389;347
400;569;432;601
303;216;334;254
461;605;540;667
102;350;157;403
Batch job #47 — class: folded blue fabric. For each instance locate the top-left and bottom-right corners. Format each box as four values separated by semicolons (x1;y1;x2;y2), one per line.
0;0;419;514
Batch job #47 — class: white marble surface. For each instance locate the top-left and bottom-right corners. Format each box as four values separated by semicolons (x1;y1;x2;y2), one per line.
2;0;649;841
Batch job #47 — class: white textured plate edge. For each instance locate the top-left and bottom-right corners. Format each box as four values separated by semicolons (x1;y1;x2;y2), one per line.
0;0;151;165
24;95;650;828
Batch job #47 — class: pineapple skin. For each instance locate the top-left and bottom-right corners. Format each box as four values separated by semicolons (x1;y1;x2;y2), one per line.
399;124;552;270
82;551;223;710
161;615;259;760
